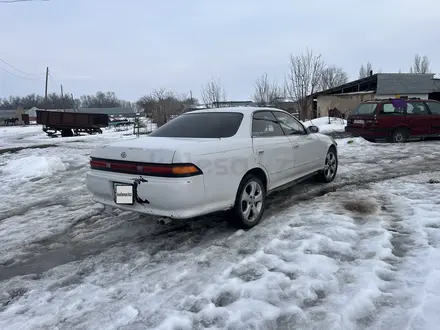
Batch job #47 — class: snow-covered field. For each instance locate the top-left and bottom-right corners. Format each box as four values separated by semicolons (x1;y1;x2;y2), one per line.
1;125;440;330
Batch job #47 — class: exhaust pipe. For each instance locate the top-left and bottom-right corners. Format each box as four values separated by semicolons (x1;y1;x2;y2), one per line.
157;218;173;225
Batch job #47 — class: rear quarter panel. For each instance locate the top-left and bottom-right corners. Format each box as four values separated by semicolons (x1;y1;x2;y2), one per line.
173;137;257;208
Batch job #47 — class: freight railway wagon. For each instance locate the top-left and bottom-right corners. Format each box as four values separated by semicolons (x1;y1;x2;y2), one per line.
36;110;109;137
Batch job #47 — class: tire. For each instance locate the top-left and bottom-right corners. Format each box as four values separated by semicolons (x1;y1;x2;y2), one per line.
391;128;408;143
314;147;338;183
229;174;267;229
61;129;73;137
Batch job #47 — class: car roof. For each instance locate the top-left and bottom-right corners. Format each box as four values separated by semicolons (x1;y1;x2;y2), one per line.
184;106;287;115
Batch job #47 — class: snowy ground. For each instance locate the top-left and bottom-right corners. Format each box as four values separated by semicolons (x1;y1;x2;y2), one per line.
303;117;347;134
1;126;440;329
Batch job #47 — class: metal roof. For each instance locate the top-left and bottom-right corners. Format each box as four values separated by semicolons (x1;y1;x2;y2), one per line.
0;109;17;117
433;79;440;92
75;107;136;115
187;106;288;114
310;74;378;98
311;73;437;98
376;73;435;94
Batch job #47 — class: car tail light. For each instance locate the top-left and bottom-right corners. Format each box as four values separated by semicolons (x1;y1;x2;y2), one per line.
89;158;203;177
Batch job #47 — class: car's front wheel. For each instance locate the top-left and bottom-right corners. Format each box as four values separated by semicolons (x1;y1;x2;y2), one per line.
315;147;338;183
229;174;266;229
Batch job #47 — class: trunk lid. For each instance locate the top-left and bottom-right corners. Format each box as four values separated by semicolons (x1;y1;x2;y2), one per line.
347;102;379;128
90;136;224;164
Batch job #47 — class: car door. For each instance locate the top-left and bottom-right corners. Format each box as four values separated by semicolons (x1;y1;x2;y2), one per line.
424;101;440;135
405;101;431;136
251;111;295;189
271;111;325;178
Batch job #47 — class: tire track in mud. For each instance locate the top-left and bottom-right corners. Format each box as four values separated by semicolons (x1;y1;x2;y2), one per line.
0;140;102;222
338;183;439;329
0;163;89;222
1;161;438;282
0;144;58;156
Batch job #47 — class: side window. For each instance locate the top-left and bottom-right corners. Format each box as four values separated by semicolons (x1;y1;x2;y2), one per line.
425;102;440;115
272;111;306;135
380;103;405;115
252;111;284;137
406;102;429;115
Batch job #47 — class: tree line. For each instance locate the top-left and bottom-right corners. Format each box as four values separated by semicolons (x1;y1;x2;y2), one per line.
1;52;434;123
0;91;133;111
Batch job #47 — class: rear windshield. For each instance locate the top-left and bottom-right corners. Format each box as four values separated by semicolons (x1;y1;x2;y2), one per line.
149;112;244;138
351;103;378;115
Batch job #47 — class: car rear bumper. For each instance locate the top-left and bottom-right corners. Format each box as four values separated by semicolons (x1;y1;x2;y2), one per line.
86;169;207;219
345;126;391;138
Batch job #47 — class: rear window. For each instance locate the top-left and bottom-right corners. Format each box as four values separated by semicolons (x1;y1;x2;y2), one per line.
149;112;244;138
352;103;378;115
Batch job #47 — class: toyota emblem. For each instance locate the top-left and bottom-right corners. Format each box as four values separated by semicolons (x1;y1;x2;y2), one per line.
120;152;127;158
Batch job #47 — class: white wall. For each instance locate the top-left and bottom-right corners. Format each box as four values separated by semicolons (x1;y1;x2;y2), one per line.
317;93;375;117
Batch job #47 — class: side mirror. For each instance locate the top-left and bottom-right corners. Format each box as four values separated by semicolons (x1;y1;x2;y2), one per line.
307;125;319;134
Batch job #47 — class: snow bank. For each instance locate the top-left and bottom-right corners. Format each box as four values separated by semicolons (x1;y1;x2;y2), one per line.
1;155;68;182
0;125;43;137
303;116;347;134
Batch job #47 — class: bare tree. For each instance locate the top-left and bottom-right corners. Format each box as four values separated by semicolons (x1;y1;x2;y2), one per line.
252;73;282;106
136;88;191;126
410;54;431;74
358;62;373;78
285;49;325;120
320;66;348;90
200;77;226;108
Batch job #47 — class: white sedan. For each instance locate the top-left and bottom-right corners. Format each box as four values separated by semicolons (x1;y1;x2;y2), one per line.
86;107;338;229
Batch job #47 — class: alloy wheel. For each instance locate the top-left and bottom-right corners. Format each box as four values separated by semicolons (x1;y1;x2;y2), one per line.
324;151;337;180
240;180;263;222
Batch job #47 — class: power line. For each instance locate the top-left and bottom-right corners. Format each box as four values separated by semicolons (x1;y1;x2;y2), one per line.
48;72;57;85
0;58;45;76
0;0;50;3
0;65;44;81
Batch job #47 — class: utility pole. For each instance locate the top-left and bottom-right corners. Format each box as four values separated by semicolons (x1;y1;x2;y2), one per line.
60;84;64;111
71;93;75;111
44;66;49;111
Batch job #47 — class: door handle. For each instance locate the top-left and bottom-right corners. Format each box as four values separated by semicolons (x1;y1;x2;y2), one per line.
293;145;299;149
256;149;264;154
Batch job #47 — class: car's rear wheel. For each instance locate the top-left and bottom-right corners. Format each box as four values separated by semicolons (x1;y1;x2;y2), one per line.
391;128;408;143
315;147;338;183
229;174;266;229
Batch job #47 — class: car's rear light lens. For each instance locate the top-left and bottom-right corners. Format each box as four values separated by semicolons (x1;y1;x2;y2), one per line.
89;158;202;177
171;165;200;175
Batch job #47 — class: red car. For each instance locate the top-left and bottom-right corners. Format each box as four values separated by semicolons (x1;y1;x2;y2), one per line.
345;98;440;142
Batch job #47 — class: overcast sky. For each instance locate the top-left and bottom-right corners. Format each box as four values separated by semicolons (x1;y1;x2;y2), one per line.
0;0;439;102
